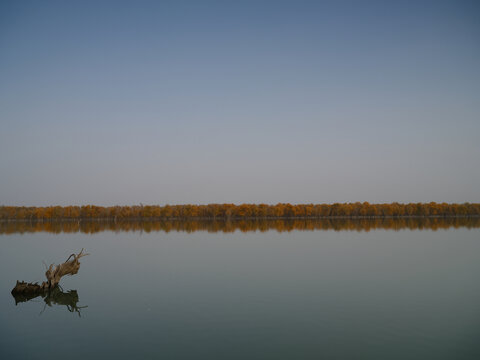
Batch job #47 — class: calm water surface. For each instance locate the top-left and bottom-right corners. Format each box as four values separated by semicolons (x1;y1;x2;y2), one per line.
1;220;479;359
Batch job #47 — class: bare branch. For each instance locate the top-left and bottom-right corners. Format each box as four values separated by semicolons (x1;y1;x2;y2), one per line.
12;250;89;296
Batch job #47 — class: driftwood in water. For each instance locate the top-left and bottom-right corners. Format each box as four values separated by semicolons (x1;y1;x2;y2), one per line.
11;249;89;297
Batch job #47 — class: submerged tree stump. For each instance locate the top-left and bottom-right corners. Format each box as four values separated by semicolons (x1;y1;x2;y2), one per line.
11;249;89;297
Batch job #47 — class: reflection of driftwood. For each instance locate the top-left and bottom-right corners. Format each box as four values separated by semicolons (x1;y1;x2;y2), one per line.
12;286;87;316
11;249;89;297
43;287;87;316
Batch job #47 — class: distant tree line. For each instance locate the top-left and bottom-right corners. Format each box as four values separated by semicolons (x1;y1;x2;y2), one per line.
1;202;479;221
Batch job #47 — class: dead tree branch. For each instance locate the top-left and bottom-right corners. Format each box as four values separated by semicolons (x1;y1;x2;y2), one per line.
11;249;89;297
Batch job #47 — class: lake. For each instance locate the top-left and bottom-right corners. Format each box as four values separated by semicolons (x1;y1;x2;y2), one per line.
1;219;479;359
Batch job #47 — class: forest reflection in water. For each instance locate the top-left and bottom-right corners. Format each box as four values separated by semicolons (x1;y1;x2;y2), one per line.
1;217;479;235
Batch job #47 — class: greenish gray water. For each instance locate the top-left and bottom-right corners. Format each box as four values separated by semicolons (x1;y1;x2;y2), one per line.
1;222;479;359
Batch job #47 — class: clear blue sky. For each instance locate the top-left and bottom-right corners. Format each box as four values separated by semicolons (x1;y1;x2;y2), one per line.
1;0;479;206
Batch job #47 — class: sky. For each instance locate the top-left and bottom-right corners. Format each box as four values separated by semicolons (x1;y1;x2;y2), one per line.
0;0;479;206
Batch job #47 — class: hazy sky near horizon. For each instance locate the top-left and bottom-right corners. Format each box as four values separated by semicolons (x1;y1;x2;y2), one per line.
1;0;479;206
